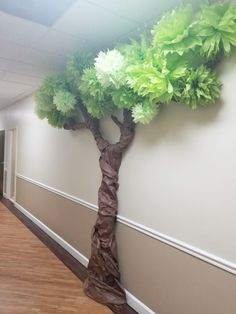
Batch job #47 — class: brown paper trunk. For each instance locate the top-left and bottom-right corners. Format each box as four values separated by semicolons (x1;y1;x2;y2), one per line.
84;144;126;304
64;108;135;310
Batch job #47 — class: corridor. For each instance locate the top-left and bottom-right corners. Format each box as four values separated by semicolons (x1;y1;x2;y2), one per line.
0;201;111;314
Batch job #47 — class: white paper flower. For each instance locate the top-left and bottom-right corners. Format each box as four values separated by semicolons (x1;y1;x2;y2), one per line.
132;101;159;124
95;49;125;88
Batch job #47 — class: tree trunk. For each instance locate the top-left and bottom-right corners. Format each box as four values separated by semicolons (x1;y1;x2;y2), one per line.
64;107;135;308
84;110;135;307
83;144;126;304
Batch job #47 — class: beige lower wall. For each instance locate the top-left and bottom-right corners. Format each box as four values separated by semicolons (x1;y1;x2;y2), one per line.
16;177;236;314
16;176;95;258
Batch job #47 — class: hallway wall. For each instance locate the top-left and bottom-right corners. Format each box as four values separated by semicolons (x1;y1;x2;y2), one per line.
0;54;236;313
0;130;5;196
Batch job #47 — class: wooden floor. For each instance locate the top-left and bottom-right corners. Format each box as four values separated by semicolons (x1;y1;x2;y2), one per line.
0;202;112;314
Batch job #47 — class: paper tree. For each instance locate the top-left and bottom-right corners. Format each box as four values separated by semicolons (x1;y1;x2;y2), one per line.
35;2;236;310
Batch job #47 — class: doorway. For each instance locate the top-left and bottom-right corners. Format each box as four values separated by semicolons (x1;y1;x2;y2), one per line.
0;130;5;198
8;128;17;201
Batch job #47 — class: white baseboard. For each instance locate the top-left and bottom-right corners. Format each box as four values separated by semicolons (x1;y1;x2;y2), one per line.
126;290;156;314
14;201;156;314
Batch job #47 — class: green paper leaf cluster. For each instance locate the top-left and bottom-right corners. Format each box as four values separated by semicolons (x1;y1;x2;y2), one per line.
66;50;93;93
177;66;221;109
127;64;170;102
191;2;236;57
118;35;152;66
53;90;76;114
35;1;235;127
151;4;201;56
126;53;189;105
34;74;79;128
79;68;114;118
111;86;143;109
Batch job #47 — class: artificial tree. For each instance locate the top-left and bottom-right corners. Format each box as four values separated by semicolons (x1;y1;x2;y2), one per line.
35;2;236;311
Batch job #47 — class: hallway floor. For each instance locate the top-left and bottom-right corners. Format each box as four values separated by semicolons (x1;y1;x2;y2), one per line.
0;201;112;314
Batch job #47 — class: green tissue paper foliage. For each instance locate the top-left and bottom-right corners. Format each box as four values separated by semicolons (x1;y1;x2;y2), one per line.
192;2;236;57
66;50;93;93
177;66;221;109
35;73;79;128
53;90;76;113
151;4;201;56
118;35;152;66
127;63;170;102
79;68;114;118
35;1;236;127
112;86;144;110
35;74;67;112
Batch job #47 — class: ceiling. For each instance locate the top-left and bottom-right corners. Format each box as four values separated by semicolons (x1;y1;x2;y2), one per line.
0;0;191;109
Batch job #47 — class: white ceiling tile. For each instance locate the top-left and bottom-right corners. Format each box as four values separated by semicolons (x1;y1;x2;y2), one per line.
115;14;164;46
0;58;49;78
0;97;11;109
0;39;30;61
19;48;67;72
53;1;138;48
0;0;76;27
10;89;35;103
0;95;10;102
0;94;28;109
0;80;28;96
0;70;6;80
32;29;85;56
3;72;42;87
0;80;35;108
0;58;11;71
87;0;183;24
0;11;48;46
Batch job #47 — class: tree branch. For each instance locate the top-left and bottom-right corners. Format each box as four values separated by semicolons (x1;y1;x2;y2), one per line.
115;109;135;153
64;120;87;131
111;115;123;128
204;52;223;69
78;102;109;152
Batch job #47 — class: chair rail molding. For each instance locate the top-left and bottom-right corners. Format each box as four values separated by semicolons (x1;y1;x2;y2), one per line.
16;173;236;275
